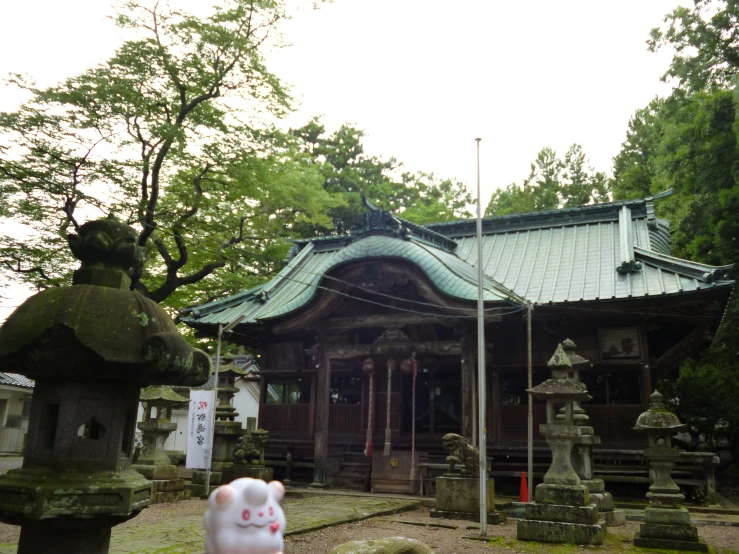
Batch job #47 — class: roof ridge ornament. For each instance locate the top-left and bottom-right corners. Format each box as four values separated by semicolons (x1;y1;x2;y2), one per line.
350;197;411;242
617;206;643;274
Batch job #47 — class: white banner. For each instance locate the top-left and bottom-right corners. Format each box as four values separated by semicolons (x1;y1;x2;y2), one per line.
186;390;216;470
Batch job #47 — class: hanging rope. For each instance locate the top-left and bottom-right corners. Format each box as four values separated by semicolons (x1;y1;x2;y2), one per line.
383;358;395;456
410;353;418;482
363;357;375;457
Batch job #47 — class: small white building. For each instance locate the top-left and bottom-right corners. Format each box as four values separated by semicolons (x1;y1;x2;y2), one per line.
0;373;33;453
136;355;259;454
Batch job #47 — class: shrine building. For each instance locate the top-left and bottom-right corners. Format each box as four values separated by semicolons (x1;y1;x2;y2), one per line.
182;194;733;488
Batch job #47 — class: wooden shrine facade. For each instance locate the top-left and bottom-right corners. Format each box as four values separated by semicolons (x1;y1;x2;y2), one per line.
183;196;734;485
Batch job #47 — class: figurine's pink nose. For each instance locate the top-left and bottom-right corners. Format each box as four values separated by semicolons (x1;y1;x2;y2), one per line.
270;521;280;533
258;512;263;517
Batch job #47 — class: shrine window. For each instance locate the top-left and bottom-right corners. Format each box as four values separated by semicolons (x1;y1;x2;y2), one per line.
330;376;362;404
581;371;641;405
265;378;311;404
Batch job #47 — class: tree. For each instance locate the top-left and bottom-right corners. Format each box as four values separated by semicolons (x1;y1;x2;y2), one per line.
649;0;739;92
615;0;739;457
0;0;339;310
486;145;610;216
612;98;664;201
290;118;474;233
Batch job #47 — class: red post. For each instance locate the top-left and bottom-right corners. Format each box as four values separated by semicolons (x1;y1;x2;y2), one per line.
519;471;529;502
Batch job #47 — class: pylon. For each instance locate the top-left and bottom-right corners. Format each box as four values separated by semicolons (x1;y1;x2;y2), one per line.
519;471;529;502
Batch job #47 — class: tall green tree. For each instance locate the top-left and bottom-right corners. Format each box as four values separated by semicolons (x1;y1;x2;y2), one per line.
486;145;610;216
649;0;739;92
615;0;739;457
0;0;339;310
291;118;474;232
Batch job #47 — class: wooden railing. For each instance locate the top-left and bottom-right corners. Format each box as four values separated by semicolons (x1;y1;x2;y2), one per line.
329;404;362;433
260;404;310;434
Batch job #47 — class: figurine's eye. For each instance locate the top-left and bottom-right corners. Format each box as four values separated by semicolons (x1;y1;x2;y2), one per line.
269;506;274;516
242;509;250;521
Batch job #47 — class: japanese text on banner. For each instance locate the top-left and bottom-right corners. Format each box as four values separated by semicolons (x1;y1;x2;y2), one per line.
185;390;216;469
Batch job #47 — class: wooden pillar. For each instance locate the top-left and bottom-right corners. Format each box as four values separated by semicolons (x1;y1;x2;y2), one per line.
491;366;501;443
460;334;475;441
311;347;331;487
641;362;652;407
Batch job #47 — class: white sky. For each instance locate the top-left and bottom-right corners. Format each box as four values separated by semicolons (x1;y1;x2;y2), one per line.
0;0;682;321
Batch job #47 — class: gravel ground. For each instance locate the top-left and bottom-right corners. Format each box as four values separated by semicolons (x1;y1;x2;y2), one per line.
284;507;739;554
2;500;738;553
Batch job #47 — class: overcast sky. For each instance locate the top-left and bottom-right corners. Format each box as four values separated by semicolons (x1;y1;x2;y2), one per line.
0;0;682;320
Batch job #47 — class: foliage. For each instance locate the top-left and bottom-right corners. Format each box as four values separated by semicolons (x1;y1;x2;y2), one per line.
649;0;739;92
290;118;474;233
616;0;739;457
485;144;610;216
0;0;340;311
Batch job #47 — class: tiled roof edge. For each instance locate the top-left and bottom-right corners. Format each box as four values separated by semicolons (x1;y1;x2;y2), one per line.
634;246;734;283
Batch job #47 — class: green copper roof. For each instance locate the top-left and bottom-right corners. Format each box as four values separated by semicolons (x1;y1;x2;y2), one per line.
183;194;734;331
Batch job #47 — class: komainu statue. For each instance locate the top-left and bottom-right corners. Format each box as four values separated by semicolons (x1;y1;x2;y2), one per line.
442;433;480;477
232;429;269;466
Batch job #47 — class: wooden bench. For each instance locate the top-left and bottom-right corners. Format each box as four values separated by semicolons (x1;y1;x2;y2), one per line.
421;448;718;504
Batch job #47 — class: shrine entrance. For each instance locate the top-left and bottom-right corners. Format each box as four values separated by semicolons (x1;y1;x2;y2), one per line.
400;366;461;436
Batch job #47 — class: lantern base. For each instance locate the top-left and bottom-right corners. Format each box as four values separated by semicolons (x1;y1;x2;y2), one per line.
517;519;606;545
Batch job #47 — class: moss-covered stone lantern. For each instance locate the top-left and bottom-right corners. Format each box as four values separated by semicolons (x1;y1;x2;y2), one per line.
633;391;707;551
556;339;625;526
0;217;211;554
517;343;606;545
133;386;191;504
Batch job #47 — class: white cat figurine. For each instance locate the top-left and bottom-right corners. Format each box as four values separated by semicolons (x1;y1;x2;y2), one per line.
204;478;286;554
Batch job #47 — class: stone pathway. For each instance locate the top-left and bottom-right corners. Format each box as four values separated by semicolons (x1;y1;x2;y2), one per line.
0;495;419;554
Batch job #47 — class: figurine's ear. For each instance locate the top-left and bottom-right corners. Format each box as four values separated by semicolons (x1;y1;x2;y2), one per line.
269;480;285;501
215;485;233;506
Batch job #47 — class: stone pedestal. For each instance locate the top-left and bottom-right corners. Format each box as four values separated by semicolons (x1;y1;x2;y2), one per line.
430;476;506;523
150;478;191;504
518;479;606;544
634;507;707;551
222;465;274;483
186;470;222;497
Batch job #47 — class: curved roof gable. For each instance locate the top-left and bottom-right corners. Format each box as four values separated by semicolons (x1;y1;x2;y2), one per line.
186;234;523;327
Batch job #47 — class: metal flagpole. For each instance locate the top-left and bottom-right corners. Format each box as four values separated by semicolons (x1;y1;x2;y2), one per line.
527;304;533;498
475;137;488;536
203;314;245;497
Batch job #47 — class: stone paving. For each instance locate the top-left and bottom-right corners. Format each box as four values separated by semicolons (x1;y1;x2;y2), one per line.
0;495;419;554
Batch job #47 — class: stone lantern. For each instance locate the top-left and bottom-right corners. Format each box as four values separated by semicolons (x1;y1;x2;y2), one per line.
517;343;606;545
133;386;191;503
0;217;211;554
556;339;625;526
633;391;707;551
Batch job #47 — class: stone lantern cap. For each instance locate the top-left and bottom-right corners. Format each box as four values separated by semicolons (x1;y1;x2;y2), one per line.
562;338;591;369
219;356;248;376
528;343;590;401
0;217;211;387
634;391;687;433
140;386;189;404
